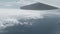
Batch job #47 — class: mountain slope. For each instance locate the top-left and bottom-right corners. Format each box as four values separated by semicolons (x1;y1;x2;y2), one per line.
21;2;58;10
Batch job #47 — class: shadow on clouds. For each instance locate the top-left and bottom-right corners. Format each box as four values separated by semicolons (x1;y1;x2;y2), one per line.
1;14;60;34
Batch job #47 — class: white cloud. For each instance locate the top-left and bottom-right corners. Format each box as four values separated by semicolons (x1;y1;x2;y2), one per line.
0;9;46;30
0;9;60;33
0;9;45;29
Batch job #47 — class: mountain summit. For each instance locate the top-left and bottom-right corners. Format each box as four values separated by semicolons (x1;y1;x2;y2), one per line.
20;2;58;10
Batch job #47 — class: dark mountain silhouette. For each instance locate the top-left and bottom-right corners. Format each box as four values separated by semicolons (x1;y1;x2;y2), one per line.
20;2;59;10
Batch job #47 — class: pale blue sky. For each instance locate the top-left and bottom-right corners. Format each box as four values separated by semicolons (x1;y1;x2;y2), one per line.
0;0;60;9
0;0;36;9
0;0;20;9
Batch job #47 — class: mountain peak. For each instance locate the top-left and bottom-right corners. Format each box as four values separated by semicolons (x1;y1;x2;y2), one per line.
20;2;59;10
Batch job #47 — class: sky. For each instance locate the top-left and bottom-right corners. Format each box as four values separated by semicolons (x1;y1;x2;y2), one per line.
34;0;60;8
0;0;36;9
0;0;60;9
0;0;20;9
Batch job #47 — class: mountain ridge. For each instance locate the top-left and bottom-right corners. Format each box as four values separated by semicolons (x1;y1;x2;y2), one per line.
20;2;59;10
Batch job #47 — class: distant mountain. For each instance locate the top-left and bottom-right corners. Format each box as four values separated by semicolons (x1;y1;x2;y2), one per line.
20;2;58;10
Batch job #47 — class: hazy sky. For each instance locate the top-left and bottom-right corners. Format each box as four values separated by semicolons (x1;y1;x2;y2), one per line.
0;0;60;9
0;0;20;9
35;0;60;8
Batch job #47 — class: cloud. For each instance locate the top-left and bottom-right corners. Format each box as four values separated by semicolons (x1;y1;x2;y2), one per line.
0;9;44;28
0;9;45;29
0;9;60;34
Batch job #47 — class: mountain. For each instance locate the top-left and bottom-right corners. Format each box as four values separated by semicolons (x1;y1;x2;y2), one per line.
20;2;59;10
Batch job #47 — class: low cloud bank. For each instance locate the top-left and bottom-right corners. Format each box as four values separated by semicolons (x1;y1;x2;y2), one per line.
0;9;60;34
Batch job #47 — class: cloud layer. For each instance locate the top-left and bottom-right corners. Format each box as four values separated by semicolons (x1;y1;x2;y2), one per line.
0;9;59;34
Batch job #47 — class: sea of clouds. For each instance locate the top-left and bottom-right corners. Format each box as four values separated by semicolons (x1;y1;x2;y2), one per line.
0;9;60;34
